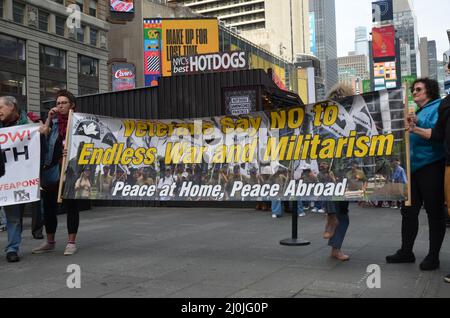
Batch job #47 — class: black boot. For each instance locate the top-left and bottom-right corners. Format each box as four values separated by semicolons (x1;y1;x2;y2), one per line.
419;256;440;271
386;250;416;263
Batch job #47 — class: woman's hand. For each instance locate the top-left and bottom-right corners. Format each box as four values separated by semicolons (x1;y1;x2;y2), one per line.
48;107;58;120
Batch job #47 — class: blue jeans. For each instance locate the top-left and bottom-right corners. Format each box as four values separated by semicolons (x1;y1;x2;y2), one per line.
271;201;282;216
327;202;350;250
4;204;24;253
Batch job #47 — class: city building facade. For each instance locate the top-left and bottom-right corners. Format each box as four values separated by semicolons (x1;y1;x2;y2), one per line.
0;0;109;112
108;0;294;91
167;0;310;63
337;54;369;94
393;0;419;77
308;0;337;100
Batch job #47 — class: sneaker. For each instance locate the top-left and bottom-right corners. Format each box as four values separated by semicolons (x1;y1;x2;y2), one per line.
311;208;318;213
317;209;325;214
298;212;306;217
444;274;450;283
386;250;415;264
32;242;55;254
64;243;77;256
0;225;6;232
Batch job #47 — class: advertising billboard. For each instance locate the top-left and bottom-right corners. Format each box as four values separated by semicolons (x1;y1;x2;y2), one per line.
372;0;393;22
372;25;396;59
143;18;219;86
373;60;397;91
112;63;136;91
172;51;248;75
110;0;134;12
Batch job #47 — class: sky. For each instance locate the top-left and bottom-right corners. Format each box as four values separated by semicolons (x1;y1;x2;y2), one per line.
335;0;450;60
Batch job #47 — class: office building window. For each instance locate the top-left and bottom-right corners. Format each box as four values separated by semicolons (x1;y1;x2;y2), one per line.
89;0;97;17
90;28;97;46
0;71;26;96
13;1;25;24
0;34;25;61
55;15;66;36
40;79;66;102
78;86;98;95
38;10;49;31
76;0;83;13
78;55;98;76
40;45;66;70
76;25;85;42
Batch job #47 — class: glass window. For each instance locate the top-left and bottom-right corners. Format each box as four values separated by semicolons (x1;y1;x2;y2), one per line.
89;0;97;17
76;0;83;13
78;55;98;77
90;28;97;46
13;1;25;24
76;25;85;42
0;71;26;96
0;34;25;61
55;16;66;36
78;86;98;96
40;45;66;70
40;79;66;101
38;10;49;31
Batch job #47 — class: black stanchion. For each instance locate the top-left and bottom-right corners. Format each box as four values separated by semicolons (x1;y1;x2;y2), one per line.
280;201;310;246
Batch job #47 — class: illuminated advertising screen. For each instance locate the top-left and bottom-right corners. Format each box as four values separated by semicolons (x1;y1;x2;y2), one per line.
112;63;136;91
373;60;397;91
143;18;219;86
110;0;134;12
372;25;396;59
372;0;393;22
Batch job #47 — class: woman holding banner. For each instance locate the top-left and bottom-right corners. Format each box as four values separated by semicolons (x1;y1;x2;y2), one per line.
408;91;450;280
386;78;446;271
32;89;81;256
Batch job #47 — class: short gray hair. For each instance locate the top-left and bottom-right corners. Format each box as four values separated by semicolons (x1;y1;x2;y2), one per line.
0;96;18;111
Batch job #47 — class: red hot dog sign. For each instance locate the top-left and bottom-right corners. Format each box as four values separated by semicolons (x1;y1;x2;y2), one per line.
172;51;248;75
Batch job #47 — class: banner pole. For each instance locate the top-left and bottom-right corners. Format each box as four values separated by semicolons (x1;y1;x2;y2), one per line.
403;83;412;207
57;109;74;204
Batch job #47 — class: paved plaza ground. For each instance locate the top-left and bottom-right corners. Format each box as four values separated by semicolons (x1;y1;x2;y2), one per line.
1;203;450;298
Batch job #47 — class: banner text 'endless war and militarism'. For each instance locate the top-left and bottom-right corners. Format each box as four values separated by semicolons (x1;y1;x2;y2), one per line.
62;89;408;202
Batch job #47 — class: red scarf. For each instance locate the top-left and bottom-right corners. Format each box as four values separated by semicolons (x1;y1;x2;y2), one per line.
57;112;69;140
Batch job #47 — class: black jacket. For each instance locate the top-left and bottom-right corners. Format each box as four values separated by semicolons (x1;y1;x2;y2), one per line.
431;95;450;165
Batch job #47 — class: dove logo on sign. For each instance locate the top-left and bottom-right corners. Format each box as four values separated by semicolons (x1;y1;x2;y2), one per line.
74;119;102;140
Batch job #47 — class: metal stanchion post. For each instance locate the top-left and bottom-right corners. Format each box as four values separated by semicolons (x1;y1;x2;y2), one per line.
280;201;311;246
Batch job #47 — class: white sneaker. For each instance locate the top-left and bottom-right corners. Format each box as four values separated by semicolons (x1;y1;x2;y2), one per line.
311;208;318;213
318;209;325;214
64;243;77;256
32;242;55;254
298;212;306;217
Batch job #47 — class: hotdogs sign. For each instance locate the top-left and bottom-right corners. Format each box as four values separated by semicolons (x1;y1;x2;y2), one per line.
172;51;248;75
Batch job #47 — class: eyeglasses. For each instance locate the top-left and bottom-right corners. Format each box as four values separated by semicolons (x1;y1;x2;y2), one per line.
411;87;423;94
56;101;70;106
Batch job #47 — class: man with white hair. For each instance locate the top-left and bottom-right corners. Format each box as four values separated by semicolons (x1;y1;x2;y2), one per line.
0;96;43;262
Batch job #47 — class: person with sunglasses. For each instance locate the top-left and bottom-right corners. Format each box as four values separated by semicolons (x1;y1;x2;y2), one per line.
386;78;446;271
406;82;450;282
